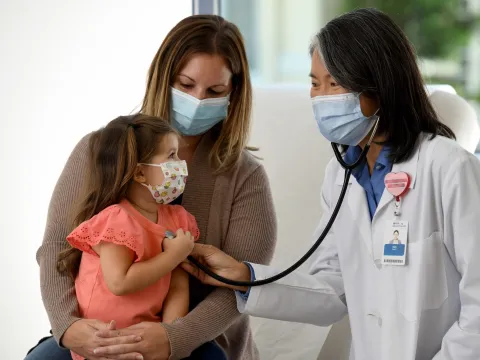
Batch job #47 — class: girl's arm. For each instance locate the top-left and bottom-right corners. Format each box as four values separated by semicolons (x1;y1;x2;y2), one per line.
94;242;180;296
94;229;194;296
162;268;190;324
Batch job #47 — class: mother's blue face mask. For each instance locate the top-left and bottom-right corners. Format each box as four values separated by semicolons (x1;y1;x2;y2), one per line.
312;92;378;146
170;87;229;136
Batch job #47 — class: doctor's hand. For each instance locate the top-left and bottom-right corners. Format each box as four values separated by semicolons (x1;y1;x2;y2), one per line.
181;243;251;292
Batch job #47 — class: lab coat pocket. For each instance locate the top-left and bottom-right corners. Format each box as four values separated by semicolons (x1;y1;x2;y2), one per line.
393;232;448;322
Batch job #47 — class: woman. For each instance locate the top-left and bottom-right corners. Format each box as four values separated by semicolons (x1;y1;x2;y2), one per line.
389;230;401;244
27;15;276;360
182;8;480;360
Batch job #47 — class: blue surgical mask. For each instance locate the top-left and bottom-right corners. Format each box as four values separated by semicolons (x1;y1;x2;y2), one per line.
170;87;229;136
312;93;377;146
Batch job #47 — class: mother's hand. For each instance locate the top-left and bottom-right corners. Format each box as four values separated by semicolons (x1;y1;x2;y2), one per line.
62;319;142;360
181;243;251;291
94;322;170;360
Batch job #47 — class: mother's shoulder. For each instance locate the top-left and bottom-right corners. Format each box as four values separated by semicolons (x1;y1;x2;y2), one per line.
236;149;264;176
63;132;94;168
215;149;267;186
71;132;94;154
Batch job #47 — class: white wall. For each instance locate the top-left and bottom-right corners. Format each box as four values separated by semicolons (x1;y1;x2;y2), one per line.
0;1;191;357
249;85;333;360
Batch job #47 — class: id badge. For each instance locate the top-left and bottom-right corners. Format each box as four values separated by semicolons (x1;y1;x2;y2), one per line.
382;220;408;266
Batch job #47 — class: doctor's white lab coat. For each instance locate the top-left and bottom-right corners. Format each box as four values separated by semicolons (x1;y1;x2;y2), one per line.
237;135;480;360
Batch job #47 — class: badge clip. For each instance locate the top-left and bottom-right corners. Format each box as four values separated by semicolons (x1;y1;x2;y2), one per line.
384;172;410;217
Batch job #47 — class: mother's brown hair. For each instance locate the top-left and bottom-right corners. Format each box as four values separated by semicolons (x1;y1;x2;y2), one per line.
141;14;252;173
57;114;176;278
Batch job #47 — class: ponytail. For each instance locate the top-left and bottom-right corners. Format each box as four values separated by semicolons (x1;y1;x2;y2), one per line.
57;114;175;279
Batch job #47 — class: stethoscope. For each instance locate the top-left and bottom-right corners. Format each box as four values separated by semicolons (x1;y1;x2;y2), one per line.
187;119;380;287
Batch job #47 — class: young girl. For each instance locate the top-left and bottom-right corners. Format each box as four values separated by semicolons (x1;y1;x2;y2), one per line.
57;114;198;360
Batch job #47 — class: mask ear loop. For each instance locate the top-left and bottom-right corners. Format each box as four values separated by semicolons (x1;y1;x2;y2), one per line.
365;110;380;146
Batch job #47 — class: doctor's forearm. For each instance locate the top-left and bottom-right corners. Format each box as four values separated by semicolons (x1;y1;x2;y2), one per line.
224;262;251;292
238;264;347;326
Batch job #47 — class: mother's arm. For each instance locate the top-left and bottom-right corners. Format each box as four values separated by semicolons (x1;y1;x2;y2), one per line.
36;135;91;341
162;164;277;359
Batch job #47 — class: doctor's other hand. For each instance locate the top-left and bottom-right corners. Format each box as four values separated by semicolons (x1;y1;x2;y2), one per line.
181;244;251;292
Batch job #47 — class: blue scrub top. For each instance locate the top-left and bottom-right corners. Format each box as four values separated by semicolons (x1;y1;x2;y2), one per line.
344;145;393;220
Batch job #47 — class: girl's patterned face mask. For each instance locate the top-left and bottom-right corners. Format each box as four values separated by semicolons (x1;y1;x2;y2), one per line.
139;160;188;204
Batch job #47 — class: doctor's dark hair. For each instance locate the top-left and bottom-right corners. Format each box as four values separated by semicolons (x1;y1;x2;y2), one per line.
141;15;252;173
310;8;455;163
57;114;177;279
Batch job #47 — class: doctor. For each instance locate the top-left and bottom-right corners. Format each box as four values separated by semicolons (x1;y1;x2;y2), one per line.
181;8;480;360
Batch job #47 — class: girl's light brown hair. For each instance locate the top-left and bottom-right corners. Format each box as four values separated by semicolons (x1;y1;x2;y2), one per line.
57;114;177;279
141;14;253;173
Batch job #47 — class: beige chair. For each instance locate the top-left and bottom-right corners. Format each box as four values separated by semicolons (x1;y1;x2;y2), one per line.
429;90;480;153
249;85;332;360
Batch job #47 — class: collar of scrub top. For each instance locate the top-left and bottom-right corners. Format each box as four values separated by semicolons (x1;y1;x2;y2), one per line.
333;134;423;261
344;145;391;177
334;135;422;189
344;145;392;220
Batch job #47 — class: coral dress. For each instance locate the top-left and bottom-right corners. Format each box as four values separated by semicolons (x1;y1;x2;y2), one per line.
66;199;199;360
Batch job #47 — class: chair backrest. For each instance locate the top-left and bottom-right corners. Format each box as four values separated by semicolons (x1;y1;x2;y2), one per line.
248;84;479;360
429;90;480;153
248;84;335;360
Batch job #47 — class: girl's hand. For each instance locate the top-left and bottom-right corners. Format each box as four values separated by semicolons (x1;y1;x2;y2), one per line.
163;229;195;262
181;243;251;291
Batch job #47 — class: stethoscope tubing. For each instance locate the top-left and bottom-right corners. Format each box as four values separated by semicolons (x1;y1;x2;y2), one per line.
187;119;379;287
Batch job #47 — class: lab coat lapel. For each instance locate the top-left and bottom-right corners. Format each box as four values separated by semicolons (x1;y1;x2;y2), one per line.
335;169;373;257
